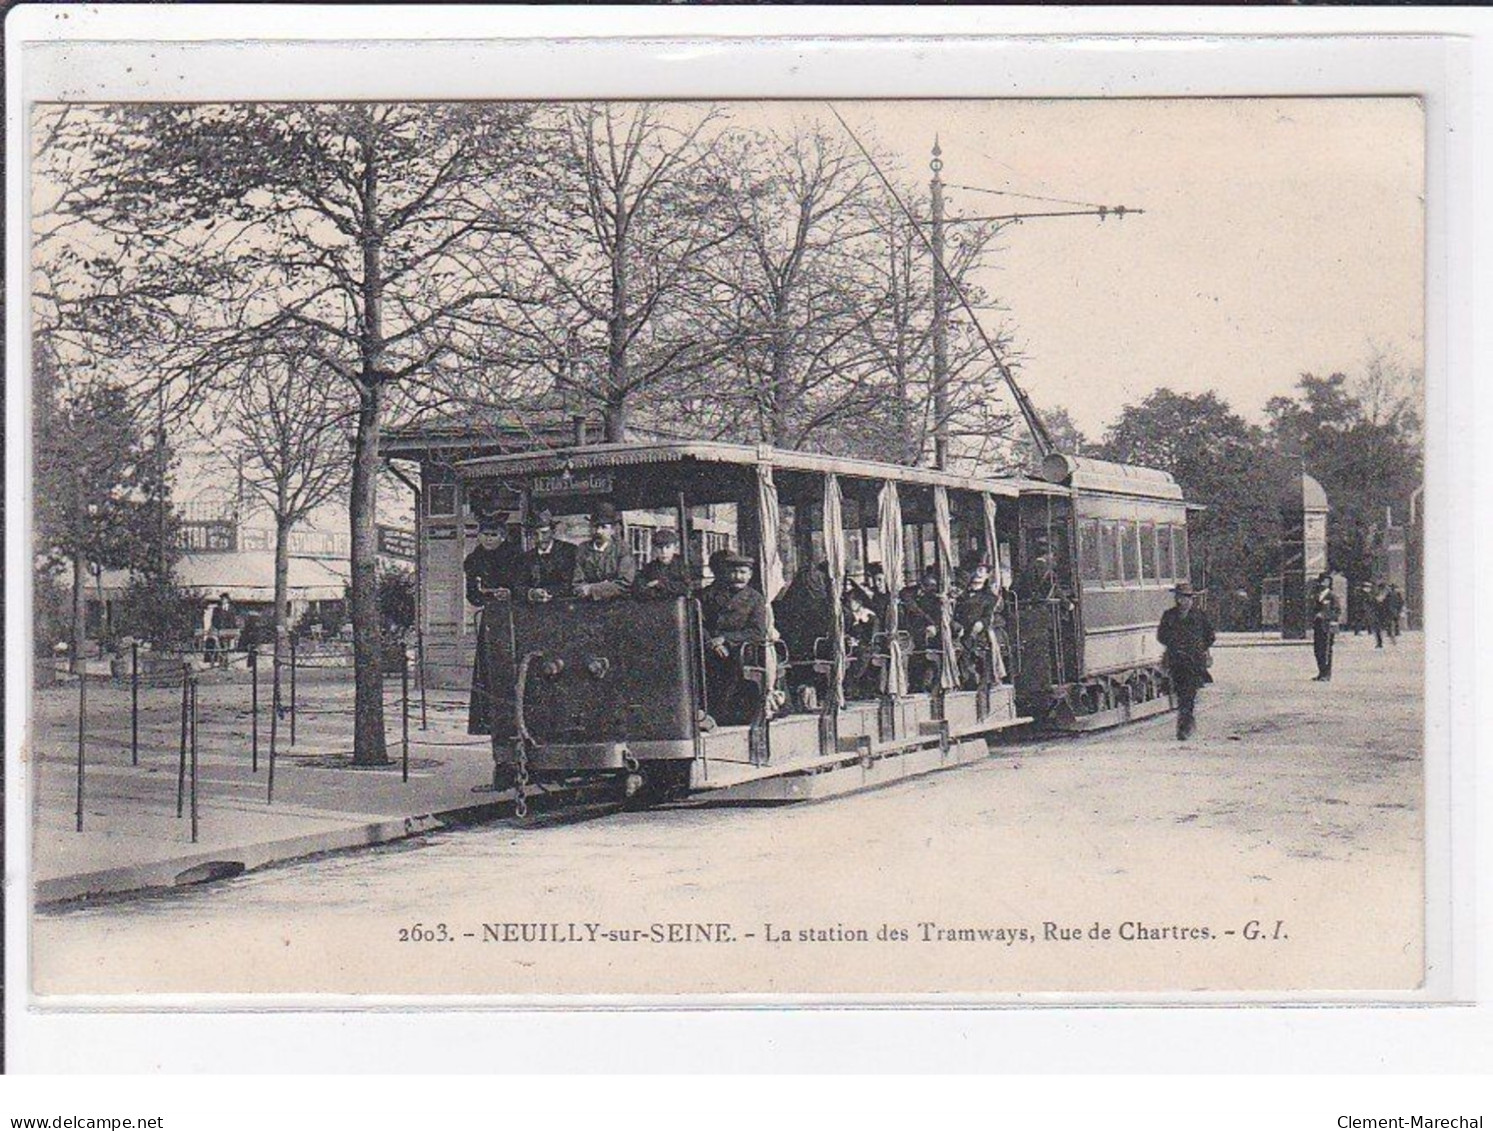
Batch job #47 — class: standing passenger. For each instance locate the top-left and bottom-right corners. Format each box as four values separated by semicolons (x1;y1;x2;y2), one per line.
519;508;577;603
465;516;524;737
1311;572;1341;681
572;502;636;600
1157;581;1215;741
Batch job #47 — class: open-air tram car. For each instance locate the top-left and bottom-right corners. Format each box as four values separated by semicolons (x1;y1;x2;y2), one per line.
454;441;1194;806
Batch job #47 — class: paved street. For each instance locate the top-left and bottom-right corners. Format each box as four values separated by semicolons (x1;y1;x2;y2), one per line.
31;632;1423;998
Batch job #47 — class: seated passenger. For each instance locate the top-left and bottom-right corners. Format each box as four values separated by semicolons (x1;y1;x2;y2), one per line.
520;508;577;603
900;566;948;694
572;502;637;601
863;562;894;626
772;560;834;711
955;559;1007;687
699;549;768;726
843;588;883;700
637;528;692;599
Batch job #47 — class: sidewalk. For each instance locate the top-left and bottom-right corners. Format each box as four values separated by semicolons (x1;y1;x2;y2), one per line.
28;670;507;905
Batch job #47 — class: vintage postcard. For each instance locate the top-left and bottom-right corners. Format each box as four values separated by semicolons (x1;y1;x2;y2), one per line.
11;27;1453;1018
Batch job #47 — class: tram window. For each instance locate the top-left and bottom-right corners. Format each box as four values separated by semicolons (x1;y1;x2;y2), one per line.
1119;521;1139;584
1099;522;1121;584
1079;521;1102;582
1140;522;1159;582
1173;526;1190;583
1157;524;1175;580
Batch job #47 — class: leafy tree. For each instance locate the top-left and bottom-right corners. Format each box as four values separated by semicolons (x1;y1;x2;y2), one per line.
33;347;176;667
1095;388;1280;629
1265;367;1422;590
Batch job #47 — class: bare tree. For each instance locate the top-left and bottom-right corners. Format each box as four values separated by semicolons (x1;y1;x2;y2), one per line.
44;102;538;764
514;103;742;441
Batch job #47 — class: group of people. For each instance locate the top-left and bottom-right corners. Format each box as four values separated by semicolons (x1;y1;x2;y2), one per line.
1351;580;1406;649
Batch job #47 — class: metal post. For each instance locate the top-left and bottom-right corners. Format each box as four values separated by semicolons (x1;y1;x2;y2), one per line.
289;633;297;746
250;646;259;773
75;664;87;832
176;662;189;817
417;629;428;731
401;645;411;783
268;642;279;805
130;640;140;766
189;676;199;844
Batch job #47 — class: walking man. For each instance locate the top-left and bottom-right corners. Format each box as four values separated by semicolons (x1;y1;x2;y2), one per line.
1311;571;1341;681
1157;581;1215;741
1384;583;1405;644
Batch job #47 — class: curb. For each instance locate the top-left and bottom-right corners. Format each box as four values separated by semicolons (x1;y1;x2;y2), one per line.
35;797;514;907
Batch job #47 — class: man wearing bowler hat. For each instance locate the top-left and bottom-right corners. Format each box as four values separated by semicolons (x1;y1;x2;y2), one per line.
1157;581;1215;741
572;501;636;600
519;508;577;602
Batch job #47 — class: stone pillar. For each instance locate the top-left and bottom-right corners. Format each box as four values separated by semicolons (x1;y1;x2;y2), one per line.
1280;472;1329;640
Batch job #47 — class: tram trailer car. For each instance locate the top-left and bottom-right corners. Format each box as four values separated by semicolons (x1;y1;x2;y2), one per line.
455;442;1193;805
1013;453;1196;730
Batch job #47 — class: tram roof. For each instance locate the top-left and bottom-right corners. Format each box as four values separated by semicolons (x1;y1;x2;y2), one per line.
456;441;1064;498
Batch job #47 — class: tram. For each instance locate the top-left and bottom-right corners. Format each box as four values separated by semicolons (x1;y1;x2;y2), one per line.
454;441;1193;806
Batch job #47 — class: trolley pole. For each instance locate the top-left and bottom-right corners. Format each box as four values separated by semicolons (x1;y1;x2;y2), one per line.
75;664;87;832
401;645;411;783
189;674;199;844
130;640;140;766
930;138;950;472
176;662;189;818
250;645;259;773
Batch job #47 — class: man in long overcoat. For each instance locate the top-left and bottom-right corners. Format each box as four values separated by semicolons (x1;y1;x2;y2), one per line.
699;550;769;725
465;517;524;736
1157;581;1215;741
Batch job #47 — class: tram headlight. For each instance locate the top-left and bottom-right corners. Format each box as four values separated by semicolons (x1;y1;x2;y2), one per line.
584;655;611;680
540;657;565;679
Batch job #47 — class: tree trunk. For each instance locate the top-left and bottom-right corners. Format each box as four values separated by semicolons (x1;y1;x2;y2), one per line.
273;514;292;653
604;396;630;443
349;382;388;764
71;549;87;675
350;113;388;765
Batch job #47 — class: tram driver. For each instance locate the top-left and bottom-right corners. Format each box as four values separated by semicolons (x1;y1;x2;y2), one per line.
699;549;769;726
465;514;524;737
572;501;637;601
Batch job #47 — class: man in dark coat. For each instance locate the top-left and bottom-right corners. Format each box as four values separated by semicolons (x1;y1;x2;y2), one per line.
773;560;834;709
519;508;577;603
1383;583;1405;644
1311;571;1341;681
900;566;948;693
465;516;524;736
954;559;1006;688
699;550;769;725
842;586;883;700
636;528;692;599
1157;581;1215;741
572;501;636;601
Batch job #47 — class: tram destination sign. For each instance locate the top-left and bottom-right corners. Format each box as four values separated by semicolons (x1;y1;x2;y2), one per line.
531;471;615;498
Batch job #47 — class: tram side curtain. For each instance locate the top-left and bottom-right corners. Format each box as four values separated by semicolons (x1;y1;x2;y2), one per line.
877;480;908;695
982;493;1000;573
933;486;961;692
756;465;787;700
823;473;848;709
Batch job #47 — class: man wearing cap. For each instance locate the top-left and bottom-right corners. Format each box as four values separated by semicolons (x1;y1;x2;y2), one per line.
699;549;769;725
637;528;692;599
1157;581;1215;741
519;508;577;603
572;501;636;601
1311;571;1341;681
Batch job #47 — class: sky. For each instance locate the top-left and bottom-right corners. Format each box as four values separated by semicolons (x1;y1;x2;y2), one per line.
744;98;1424;439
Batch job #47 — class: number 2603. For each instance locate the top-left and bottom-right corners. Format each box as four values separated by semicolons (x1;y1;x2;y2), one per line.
397;922;451;942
